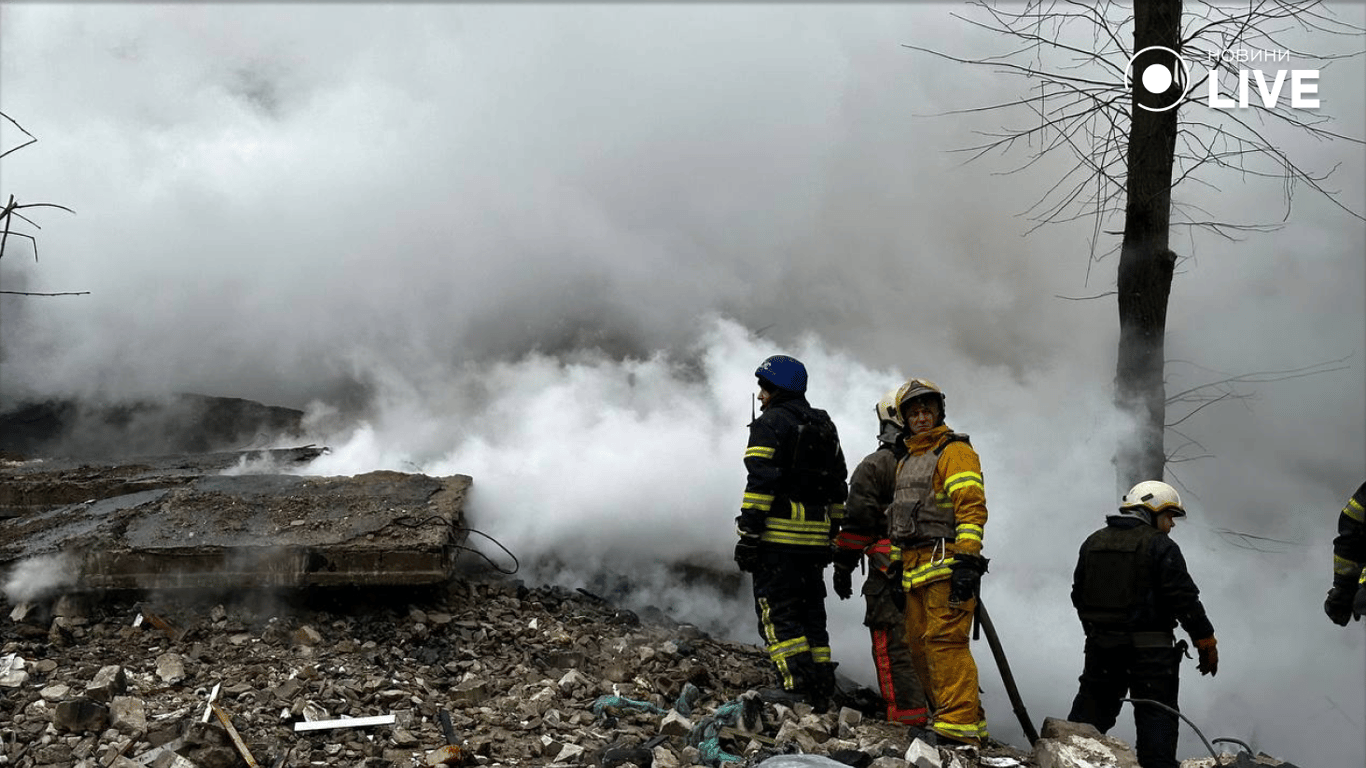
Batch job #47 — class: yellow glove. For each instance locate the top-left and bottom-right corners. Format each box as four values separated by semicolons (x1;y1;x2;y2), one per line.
1194;635;1218;677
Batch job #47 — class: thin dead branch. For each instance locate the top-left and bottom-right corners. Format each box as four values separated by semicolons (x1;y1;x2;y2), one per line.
1;112;84;296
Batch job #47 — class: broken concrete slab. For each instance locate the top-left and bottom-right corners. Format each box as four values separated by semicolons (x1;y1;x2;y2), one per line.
0;469;472;590
0;446;327;520
1034;717;1139;768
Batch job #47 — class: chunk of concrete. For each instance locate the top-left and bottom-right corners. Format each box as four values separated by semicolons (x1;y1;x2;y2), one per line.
86;664;128;701
0;653;28;688
554;743;586;763
292;625;323;646
659;710;693;737
156;652;187;684
1034;717;1139;768
53;697;110;733
905;738;942;768
0;469;472;590
110;695;147;734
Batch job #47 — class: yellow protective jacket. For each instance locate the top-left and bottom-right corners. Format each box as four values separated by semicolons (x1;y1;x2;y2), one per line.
896;425;988;590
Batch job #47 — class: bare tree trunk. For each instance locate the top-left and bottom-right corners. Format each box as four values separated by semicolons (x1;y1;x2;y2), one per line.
1115;0;1181;489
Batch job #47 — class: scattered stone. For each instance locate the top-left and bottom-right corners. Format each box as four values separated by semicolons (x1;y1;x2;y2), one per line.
110;695;147;734
155;652;187;684
1034;717;1139;768
449;679;491;705
554;742;586;763
85;664;129;701
905;738;942;768
8;601;36;623
659;709;693;737
0;652;28;687
0;570;1282;768
292;625;323;646
53;697;111;733
40;683;72;701
653;744;682;768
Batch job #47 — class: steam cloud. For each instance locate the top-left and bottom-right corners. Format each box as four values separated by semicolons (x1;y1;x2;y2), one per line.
3;553;78;604
1;5;1362;763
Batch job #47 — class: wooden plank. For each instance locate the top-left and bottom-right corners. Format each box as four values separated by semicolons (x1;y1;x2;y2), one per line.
210;703;259;768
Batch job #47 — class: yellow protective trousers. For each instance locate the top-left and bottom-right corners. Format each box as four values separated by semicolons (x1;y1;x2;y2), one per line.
902;546;988;744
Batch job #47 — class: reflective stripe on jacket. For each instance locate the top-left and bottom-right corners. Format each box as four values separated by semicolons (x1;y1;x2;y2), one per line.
887;425;987;555
1333;482;1366;589
738;391;849;551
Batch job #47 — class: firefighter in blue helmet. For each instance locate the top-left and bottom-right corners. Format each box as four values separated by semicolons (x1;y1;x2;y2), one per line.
735;355;849;711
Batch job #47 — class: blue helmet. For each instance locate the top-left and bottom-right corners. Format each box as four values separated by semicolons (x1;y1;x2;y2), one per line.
755;355;808;393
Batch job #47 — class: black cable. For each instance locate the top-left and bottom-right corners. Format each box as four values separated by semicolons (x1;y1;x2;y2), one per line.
1121;697;1218;759
391;516;520;575
1212;737;1254;754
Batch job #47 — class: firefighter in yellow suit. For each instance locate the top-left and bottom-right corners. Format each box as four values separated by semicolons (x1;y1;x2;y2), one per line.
887;379;989;746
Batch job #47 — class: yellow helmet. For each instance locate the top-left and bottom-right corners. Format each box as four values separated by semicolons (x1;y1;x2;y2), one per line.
897;378;946;423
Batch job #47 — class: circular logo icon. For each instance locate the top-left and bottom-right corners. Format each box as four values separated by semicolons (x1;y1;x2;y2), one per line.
1125;46;1192;112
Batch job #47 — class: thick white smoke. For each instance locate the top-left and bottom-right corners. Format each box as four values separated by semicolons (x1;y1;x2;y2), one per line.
1;4;1362;763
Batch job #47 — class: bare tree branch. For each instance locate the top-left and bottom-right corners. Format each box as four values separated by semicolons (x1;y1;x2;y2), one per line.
1054;290;1118;300
911;2;1361;483
906;0;1365;263
1;114;83;295
0;290;91;297
0;112;37;160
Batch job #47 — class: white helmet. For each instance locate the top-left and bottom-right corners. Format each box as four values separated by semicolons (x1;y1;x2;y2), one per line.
875;386;906;444
1119;481;1186;520
876;387;906;430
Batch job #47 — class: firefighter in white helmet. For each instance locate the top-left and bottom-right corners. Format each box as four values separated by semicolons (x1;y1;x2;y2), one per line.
831;386;930;726
1067;481;1218;768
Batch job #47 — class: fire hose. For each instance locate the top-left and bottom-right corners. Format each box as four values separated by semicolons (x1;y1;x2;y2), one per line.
974;598;1039;745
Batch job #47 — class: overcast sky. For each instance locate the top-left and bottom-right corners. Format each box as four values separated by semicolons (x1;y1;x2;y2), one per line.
2;4;1363;764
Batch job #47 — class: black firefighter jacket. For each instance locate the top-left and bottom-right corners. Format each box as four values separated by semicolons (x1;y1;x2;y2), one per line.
1071;517;1215;642
738;391;848;552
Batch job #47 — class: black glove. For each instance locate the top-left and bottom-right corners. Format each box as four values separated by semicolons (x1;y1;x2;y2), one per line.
734;537;761;573
948;554;988;607
833;565;854;600
1325;585;1355;626
832;547;861;571
1354;583;1366;621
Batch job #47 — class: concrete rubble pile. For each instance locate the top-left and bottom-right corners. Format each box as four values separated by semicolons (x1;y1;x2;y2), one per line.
0;454;1302;768
0;577;1296;768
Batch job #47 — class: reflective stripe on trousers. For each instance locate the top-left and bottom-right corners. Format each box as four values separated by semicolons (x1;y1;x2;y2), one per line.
903;548;988;742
